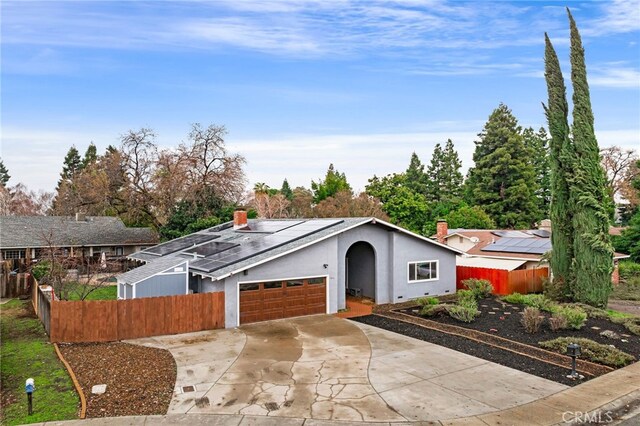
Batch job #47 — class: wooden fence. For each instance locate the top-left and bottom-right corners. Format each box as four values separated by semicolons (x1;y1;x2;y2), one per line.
1;264;32;298
31;281;52;335
456;266;549;295
47;292;225;343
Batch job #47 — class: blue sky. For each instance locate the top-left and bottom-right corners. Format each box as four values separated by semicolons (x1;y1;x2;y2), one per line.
2;0;639;194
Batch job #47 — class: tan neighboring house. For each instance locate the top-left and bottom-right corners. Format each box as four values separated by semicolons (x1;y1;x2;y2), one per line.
0;214;158;262
434;219;629;283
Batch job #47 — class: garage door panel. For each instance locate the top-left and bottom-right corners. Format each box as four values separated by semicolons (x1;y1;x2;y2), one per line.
239;277;326;324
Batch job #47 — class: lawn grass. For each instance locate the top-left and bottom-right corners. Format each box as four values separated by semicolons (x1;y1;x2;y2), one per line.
0;299;79;425
610;276;640;301
66;285;117;301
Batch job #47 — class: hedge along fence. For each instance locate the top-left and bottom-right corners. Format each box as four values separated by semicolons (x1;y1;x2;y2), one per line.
48;292;225;343
456;266;549;295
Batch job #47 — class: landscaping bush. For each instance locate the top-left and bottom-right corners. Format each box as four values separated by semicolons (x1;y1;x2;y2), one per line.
548;314;568;331
543;277;567;301
556;306;587;330
539;337;636;367
462;279;493;299
417;296;439;307
447;304;480;323
456;289;476;305
420;304;449;317
619;261;640;280
502;292;527;304
521;307;544;333
31;260;51;282
523;294;559;313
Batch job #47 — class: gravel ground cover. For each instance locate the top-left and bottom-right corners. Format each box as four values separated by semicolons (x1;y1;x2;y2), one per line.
399;296;640;359
352;314;582;386
58;342;176;418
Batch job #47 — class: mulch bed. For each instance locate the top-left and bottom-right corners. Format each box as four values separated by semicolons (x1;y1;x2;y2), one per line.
58;342;176;418
352;315;583;386
399;296;640;359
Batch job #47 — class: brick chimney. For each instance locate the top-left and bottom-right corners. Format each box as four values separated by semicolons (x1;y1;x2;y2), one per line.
436;220;448;244
233;210;248;230
538;219;551;233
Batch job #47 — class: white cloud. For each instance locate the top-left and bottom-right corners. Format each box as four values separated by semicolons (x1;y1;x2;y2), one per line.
589;66;640;89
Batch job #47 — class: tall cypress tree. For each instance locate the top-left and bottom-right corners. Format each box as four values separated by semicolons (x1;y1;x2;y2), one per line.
568;10;614;307
543;34;575;295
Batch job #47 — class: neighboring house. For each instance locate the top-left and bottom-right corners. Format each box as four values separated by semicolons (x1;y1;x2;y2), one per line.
0;214;158;261
434;220;630;283
118;211;462;327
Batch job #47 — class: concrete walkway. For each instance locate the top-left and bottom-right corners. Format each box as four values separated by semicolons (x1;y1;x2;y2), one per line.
129;315;567;423
30;314;640;425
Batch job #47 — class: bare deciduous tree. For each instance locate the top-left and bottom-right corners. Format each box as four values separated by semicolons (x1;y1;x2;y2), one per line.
601;146;639;200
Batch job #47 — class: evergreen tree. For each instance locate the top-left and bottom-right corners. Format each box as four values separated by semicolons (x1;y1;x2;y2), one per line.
59;146;82;183
544;32;575;294
426;140;463;205
0;158;10;186
568;10;614;307
311;164;351;203
81;142;98;169
280;179;293;201
522;127;551;220
465;104;538;229
405;152;428;196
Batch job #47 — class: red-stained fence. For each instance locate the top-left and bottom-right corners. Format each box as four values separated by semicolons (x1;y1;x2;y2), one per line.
456;266;549;295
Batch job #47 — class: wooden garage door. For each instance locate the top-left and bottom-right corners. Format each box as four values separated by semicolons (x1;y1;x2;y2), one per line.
239;277;326;324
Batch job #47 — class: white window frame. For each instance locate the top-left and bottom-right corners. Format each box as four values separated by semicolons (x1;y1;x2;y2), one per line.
408;260;439;283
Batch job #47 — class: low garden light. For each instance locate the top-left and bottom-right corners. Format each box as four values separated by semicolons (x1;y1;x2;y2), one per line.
566;343;582;380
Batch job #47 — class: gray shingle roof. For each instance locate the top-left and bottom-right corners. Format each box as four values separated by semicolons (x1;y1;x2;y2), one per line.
121;217;459;285
118;256;187;285
0;216;158;249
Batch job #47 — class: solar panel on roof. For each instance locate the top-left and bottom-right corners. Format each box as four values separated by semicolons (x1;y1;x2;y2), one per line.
481;236;551;255
184;241;240;257
143;234;217;256
531;229;551;238
191;219;343;273
237;220;304;233
491;230;532;238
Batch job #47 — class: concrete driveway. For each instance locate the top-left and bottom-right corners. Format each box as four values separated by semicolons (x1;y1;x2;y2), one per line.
130;315;567;423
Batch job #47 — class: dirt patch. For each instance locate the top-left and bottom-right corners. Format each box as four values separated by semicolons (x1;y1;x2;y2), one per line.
58;342;176;418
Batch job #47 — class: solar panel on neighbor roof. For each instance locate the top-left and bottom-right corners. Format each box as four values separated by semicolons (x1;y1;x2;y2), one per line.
481;237;551;255
143;234;217;256
531;229;551;238
491;230;532;238
191;219;343;273
183;241;240;257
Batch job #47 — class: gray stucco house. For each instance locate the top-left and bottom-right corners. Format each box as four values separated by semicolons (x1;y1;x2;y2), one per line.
118;212;461;328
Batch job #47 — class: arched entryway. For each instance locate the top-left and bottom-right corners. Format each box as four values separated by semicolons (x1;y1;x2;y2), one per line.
345;241;376;299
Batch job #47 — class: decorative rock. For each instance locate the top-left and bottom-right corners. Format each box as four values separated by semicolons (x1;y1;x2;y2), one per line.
489;328;498;332
591;326;601;330
622;339;629;343
488;312;496;315
504;312;511;315
481;305;489;308
492;307;500;310
499;316;505;320
92;384;107;394
600;330;620;339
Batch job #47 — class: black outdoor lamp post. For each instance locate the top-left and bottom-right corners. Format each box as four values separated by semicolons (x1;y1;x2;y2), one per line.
25;378;35;415
566;343;582;380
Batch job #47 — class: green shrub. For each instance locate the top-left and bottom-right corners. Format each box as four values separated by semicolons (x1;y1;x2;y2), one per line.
31;261;51;281
447;304;480;323
417;296;439;307
462;279;493;299
521;307;544;333
619;261;640;280
539;337;635;367
523;294;559;313
543;277;568;301
456;289;476;305
502;292;527;304
556;306;587;330
420;304;449;317
548;314;568;331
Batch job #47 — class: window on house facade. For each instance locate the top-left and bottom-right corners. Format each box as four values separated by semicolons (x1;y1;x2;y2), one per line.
408;260;438;282
116;247;124;256
3;250;26;260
